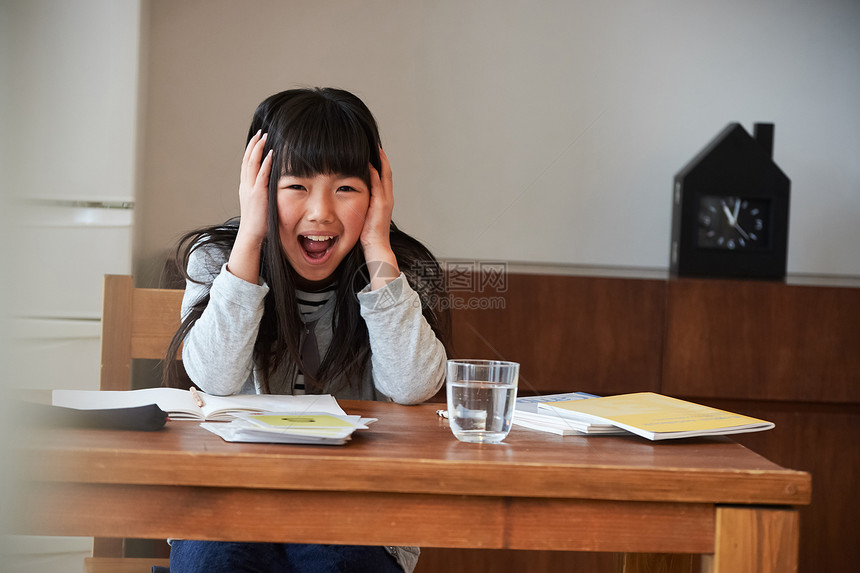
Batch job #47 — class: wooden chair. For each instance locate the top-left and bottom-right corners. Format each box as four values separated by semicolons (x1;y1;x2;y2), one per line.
87;274;184;572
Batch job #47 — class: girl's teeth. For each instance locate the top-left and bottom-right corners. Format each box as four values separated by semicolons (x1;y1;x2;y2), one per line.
305;235;333;241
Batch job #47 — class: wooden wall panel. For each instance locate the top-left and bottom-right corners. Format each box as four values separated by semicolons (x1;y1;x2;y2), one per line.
449;273;667;397
663;279;860;402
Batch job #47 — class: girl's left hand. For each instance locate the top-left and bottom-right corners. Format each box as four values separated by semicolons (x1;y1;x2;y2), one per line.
362;148;400;289
361;147;394;253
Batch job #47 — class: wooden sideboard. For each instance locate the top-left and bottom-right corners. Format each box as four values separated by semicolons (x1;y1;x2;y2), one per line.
435;269;859;573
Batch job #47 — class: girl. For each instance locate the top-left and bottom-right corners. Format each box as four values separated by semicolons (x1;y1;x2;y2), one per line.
164;88;450;573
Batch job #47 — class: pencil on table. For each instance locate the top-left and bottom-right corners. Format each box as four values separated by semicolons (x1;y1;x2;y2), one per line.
190;387;205;408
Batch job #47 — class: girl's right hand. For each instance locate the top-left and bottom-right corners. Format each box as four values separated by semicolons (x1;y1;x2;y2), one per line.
237;130;273;245
227;130;272;284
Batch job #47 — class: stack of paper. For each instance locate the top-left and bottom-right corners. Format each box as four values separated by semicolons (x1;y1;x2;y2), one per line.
537;392;775;441
512;392;626;436
201;412;377;445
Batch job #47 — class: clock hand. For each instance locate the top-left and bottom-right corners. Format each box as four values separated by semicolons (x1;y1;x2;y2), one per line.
721;203;737;226
730;198;752;240
721;199;750;240
733;222;751;241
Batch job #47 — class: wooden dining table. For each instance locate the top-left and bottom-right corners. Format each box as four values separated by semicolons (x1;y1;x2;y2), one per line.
11;400;810;572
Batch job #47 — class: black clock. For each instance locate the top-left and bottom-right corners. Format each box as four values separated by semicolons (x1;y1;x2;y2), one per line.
670;123;790;279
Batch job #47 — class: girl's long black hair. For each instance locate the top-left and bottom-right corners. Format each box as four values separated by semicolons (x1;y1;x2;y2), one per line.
163;88;451;392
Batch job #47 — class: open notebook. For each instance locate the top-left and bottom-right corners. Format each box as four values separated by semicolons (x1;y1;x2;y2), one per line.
52;387;345;421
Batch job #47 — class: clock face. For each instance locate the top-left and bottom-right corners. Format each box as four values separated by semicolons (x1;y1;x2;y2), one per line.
697;195;771;250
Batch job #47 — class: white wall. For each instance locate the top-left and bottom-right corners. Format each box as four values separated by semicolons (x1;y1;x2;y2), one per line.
0;2;14;564
137;0;860;284
5;0;140;203
1;0;141;570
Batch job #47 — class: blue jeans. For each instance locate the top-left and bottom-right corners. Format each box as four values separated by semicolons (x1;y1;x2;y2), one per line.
167;541;404;573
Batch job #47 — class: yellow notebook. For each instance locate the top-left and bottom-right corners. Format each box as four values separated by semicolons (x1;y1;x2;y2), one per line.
538;392;774;440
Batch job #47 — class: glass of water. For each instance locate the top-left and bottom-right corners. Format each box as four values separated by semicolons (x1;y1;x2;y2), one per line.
446;359;520;444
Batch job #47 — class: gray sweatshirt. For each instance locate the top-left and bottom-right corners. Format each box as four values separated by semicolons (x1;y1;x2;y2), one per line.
179;245;447;572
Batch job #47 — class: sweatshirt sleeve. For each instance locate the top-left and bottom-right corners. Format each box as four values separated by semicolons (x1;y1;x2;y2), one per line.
181;247;269;396
358;273;447;405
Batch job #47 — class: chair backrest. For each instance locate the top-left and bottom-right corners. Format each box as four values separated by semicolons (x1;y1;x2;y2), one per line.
94;275;184;561
100;274;184;391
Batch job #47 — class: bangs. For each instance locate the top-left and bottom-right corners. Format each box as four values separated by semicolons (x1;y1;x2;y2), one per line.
273;99;377;181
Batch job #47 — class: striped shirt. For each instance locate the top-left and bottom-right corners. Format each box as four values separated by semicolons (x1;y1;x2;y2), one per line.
294;285;337;394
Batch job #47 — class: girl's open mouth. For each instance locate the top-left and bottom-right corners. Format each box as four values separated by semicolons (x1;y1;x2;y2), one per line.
298;234;337;262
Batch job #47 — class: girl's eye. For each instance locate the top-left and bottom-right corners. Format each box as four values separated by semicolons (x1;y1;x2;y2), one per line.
337;186;358;193
285;184;306;191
